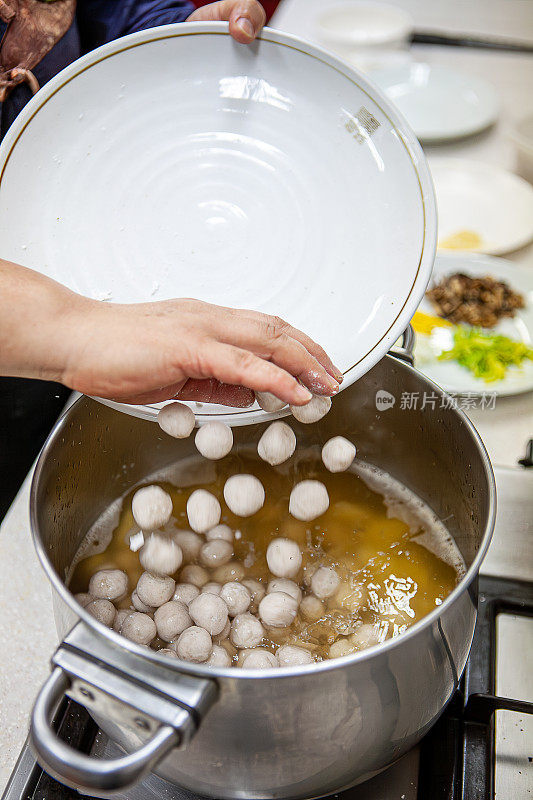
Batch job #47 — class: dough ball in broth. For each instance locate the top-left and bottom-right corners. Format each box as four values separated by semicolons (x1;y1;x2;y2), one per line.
289;480;329;522
187;489;221;533
321;436;356;473
257;422;296;466
139;533;182;576
223;475;265;517
195;422;233;460
132;486;173;531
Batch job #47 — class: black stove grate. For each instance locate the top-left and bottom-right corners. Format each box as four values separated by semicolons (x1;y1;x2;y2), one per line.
417;575;533;800
5;575;533;800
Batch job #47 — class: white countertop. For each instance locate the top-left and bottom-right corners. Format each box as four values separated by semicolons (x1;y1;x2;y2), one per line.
1;0;533;793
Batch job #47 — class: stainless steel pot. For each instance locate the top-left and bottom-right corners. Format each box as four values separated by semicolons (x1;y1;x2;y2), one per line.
29;353;496;799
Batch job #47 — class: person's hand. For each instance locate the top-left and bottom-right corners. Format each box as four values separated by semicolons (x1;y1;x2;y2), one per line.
187;0;266;43
60;296;342;407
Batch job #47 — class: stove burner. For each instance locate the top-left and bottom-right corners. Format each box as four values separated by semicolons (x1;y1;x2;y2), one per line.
3;576;532;800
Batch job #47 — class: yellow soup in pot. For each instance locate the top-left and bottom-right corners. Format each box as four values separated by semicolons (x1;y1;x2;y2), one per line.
70;448;464;664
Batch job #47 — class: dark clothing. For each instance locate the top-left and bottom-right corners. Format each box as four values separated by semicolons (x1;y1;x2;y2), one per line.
0;0;194;519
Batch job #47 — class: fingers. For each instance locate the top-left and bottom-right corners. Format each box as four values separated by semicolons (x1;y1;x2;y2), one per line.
214;316;339;396
174;379;254;407
201;343;314;405
226;308;343;383
187;0;266;42
276;324;343;383
209;309;339;394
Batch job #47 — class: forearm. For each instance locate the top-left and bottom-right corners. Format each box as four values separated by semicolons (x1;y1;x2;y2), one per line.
0;258;82;382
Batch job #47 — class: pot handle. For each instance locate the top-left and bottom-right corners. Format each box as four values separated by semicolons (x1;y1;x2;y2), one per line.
29;621;218;797
389;325;415;365
31;668;177;797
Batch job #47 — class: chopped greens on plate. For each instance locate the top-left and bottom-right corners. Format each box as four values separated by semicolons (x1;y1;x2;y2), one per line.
438;327;533;383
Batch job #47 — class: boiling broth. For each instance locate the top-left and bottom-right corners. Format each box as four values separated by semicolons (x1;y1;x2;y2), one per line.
70;448;464;661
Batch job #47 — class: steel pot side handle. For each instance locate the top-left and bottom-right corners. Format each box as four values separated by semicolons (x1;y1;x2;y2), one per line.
389;325;415;366
29;622;218;797
30;667;178;797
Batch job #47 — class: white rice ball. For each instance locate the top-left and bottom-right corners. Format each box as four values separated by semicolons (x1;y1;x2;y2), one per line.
85;599;116;627
113;609;131;633
88;569;128;601
230;613;264;649
329;638;357;658
212;618;231;644
189;593;229;636
321;436;356;473
121;612;156;645
241;649;278;669
136;572;175;608
299;595;324;622
257;422;296;466
311;567;340;599
74;593;93;608
258;592;298;628
290;394;331;424
289;480;329;522
157;402;195;439
139;533;182;576
220;582;251;616
154;600;192;641
180;565;210;588
205;645;232;667
176;626;212;663
195;422;233;460
351;623;380;650
241;578;266;610
266;538;302;578
267;578;302;603
223;475;265;517
132;485;173;531
206;524;233;543
131;590;155;614
277;644;313;666
173;583;201;605
255;391;286;413
172;530;203;563
200;539;233;568
187;489;221;534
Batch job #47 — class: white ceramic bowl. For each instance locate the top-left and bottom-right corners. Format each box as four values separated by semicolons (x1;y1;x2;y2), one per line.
0;23;435;425
315;2;413;60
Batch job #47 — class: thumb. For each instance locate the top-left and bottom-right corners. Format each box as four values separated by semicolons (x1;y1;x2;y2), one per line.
187;0;266;43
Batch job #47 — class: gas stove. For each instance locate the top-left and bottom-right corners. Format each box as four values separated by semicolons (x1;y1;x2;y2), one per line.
3;466;532;800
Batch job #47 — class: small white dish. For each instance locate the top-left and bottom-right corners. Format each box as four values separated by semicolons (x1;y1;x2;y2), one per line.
315;2;413;62
430;158;533;256
0;23;435;425
415;253;533;397
370;63;499;143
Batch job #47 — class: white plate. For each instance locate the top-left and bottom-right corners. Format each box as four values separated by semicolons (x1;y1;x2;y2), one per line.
415;253;533;397
370;63;499;143
430;158;533;256
0;23;436;425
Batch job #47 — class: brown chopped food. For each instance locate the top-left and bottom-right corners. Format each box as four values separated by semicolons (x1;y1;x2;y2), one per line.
426;273;525;328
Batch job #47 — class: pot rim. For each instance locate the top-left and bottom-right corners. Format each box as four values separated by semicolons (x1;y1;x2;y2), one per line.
30;359;496;680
